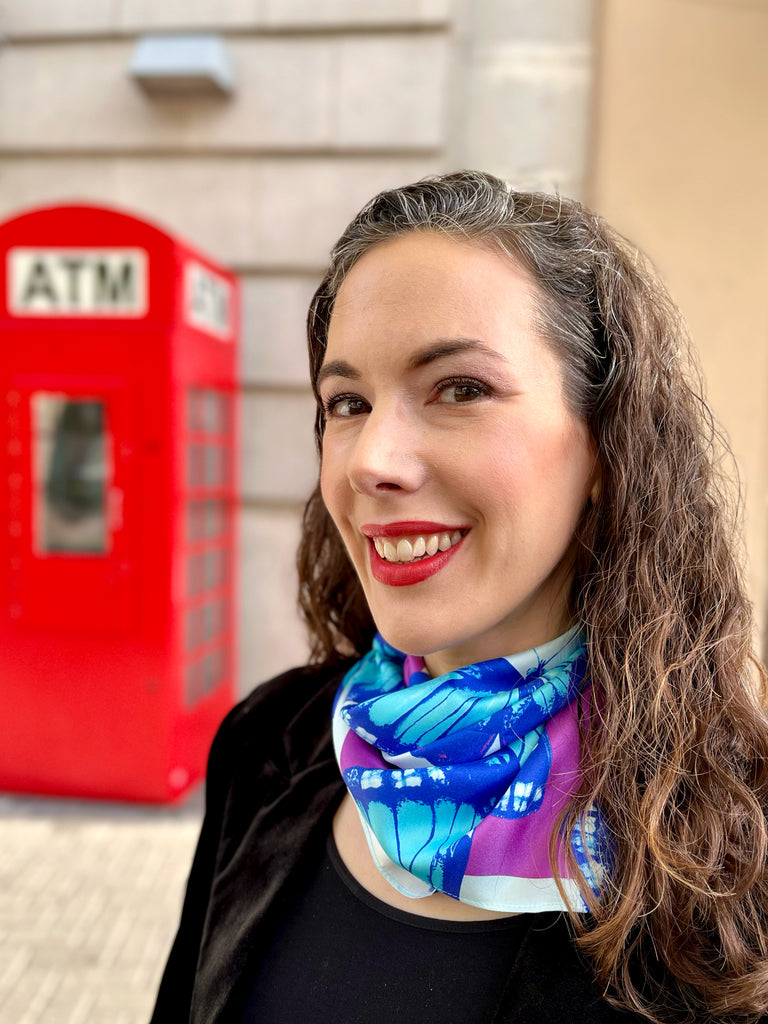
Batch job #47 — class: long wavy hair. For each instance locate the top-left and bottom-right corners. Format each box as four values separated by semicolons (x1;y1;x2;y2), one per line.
296;171;768;1023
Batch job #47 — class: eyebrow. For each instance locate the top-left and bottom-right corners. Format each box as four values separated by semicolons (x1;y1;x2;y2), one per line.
316;337;507;387
407;338;507;370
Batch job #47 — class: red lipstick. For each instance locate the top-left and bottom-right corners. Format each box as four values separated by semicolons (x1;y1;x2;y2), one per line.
361;522;468;587
360;521;462;537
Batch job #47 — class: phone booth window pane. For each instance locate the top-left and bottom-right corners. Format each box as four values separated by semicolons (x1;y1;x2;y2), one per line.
205;500;224;538
186;606;203;651
188;389;203;432
33;394;109;555
187;502;202;543
205;445;227;487
203;391;218;433
187;552;205;597
187;444;206;488
204;647;224;693
206;549;225;589
205;599;225;640
185;659;204;706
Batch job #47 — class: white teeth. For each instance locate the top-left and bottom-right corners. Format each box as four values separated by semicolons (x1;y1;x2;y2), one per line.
373;530;465;564
397;538;413;561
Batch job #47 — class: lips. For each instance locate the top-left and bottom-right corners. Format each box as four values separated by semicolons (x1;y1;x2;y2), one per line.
360;521;468;587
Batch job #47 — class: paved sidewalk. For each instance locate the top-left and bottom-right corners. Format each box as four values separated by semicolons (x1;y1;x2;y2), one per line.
0;790;203;1024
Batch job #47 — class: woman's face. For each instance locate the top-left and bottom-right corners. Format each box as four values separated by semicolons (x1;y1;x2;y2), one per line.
318;232;599;676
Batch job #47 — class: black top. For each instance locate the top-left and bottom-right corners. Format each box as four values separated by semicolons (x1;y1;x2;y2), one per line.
240;831;538;1024
149;662;709;1023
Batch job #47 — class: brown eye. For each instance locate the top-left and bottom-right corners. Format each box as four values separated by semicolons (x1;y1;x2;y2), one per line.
450;385;483;402
436;379;490;404
326;395;369;418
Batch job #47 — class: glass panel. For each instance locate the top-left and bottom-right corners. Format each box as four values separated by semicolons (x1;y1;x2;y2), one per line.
202;390;218;433
186;606;203;651
205;445;227;487
205;500;225;538
187;444;206;488
187;389;203;432
205;548;225;589
204;647;224;694
186;502;202;543
33;394;109;555
201;390;230;434
186;500;225;542
187;552;205;597
205;599;225;640
185;660;204;706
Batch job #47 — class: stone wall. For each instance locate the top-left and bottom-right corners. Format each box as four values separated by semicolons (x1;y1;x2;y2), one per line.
0;0;597;690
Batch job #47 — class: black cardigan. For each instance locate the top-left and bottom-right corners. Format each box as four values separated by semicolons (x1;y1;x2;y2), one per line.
150;662;653;1023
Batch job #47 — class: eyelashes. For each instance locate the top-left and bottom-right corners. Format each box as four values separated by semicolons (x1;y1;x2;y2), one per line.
322;393;369;418
434;377;493;403
320;376;494;419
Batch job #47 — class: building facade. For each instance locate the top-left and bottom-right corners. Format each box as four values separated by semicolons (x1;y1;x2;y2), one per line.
0;0;597;689
6;1;766;683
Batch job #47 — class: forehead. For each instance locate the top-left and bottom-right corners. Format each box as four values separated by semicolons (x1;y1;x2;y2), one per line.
327;232;540;349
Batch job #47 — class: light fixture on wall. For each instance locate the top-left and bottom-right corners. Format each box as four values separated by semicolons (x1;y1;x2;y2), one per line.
129;34;236;97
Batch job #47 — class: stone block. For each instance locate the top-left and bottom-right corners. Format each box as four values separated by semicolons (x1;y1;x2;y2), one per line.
2;0;454;35
468;0;595;46
463;45;591;188
261;0;453;27
0;157;440;267
241;275;320;387
0;0;113;36
240;389;318;503
253;157;441;266
335;35;449;149
0;34;449;152
117;0;259;31
238;507;310;691
0;40;335;150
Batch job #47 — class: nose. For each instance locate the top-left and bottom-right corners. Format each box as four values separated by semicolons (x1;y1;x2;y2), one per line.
346;403;426;496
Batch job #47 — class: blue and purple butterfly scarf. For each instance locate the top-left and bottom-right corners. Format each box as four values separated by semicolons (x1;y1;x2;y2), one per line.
332;626;608;913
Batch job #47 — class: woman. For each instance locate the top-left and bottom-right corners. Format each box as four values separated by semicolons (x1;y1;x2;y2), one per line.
151;172;768;1023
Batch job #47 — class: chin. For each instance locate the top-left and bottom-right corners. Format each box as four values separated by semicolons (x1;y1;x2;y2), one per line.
373;616;472;662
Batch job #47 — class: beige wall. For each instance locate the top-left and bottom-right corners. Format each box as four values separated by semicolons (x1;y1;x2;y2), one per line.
591;0;768;648
0;0;597;691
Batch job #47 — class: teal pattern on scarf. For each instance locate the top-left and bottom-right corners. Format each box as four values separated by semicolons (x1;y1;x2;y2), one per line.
332;626;609;913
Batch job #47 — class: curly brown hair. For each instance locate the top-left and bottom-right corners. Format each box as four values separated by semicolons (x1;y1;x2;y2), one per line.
296;171;768;1022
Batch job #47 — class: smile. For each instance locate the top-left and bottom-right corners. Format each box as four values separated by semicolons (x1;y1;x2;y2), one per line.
372;530;464;564
360;522;469;587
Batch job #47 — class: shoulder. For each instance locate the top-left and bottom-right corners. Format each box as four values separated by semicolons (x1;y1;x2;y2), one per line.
207;658;355;777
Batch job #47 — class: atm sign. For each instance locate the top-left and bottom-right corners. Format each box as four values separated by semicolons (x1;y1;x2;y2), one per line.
7;248;148;317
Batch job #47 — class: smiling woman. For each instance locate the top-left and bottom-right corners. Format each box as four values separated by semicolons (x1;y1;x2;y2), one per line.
317;232;599;674
152;173;768;1024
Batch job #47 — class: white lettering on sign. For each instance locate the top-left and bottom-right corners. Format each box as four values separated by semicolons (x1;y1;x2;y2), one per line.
184;261;232;340
8;248;148;317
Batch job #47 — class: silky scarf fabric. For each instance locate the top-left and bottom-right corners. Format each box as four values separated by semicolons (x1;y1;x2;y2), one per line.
332;626;605;913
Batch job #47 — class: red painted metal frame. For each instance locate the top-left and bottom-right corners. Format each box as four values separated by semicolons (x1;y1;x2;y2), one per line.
0;203;239;802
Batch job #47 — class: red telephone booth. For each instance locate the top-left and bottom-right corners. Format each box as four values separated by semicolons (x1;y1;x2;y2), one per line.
0;203;239;802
